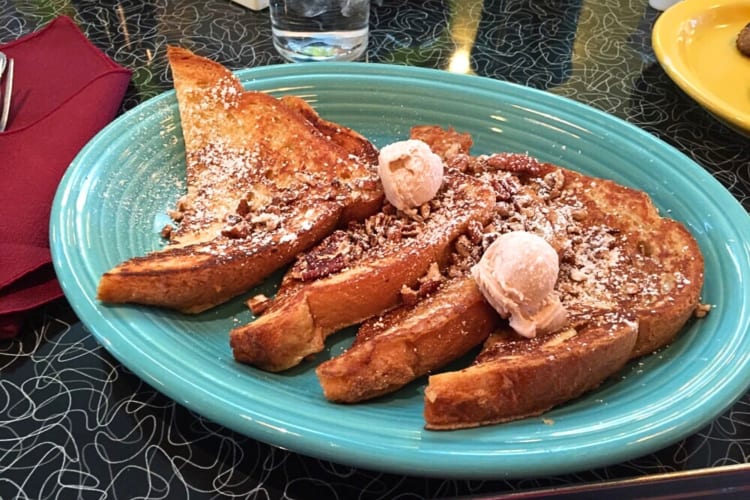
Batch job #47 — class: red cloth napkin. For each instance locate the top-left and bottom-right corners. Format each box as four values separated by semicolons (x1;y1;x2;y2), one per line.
0;16;131;338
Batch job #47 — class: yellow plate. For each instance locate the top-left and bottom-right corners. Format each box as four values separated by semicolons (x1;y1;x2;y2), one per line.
652;0;750;134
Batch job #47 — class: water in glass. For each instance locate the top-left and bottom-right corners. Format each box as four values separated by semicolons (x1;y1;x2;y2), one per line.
270;0;369;62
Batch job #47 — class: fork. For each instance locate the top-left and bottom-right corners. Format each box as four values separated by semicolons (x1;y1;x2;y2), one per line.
0;51;13;132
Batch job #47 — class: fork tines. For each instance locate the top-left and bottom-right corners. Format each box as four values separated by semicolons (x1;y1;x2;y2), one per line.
0;52;13;132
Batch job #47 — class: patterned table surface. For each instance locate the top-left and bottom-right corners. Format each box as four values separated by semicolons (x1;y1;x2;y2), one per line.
2;1;749;498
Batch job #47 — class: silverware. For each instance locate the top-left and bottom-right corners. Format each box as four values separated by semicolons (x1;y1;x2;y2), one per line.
0;51;13;132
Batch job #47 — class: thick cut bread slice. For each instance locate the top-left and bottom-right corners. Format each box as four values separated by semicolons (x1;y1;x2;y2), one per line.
96;203;341;313
423;313;638;430
561;172;704;357
316;276;499;403
229;172;496;371
97;47;382;313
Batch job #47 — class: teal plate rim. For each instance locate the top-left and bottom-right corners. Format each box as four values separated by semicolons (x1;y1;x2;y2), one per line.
50;62;750;479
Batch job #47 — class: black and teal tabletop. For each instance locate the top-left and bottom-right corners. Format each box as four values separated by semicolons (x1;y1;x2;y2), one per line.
1;1;748;498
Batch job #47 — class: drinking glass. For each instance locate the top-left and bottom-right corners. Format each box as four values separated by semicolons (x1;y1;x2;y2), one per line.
269;0;370;62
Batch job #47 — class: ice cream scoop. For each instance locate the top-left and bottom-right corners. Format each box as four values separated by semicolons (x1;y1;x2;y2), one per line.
377;139;444;211
471;231;567;338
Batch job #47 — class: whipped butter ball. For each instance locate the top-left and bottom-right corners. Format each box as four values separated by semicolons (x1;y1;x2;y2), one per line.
377;139;444;211
471;231;567;338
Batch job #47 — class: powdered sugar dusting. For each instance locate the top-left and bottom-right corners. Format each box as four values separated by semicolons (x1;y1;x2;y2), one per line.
425;148;692;325
163;69;382;257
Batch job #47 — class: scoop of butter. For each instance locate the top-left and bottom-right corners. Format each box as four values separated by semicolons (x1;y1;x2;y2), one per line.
377;139;444;211
471;231;568;338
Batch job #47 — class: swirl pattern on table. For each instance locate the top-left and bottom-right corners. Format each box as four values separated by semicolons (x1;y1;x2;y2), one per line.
2;312;750;498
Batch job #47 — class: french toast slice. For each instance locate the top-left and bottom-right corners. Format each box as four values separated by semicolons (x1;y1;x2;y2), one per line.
97;47;382;313
229;172;496;372
316;127;704;428
424;313;639;429
316;275;499;402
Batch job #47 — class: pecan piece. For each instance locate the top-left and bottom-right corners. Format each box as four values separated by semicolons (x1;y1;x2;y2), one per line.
298;254;347;282
247;294;272;315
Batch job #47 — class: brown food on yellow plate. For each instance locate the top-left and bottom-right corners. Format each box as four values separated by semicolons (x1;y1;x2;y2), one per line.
738;23;750;57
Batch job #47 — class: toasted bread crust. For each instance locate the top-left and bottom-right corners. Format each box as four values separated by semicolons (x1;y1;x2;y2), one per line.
423;314;638;430
97;202;341;313
316;277;499;402
230;173;496;371
97;47;383;313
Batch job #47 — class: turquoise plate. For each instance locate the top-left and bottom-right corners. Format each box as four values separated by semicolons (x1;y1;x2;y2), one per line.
51;63;750;479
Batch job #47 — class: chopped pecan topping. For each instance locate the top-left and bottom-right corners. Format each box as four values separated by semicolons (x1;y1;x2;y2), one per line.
446;153;473;173
694;303;712;318
221;221;250;239
236;198;250;217
541;169;565;200
485;153;545;176
270;189;301;206
247;294;272;315
400;284;420;306
418;262;444;294
175;195;189;212
454;235;473;257
399;263;446;305
466;220;484;244
250;212;281;231
298;254;347;281
419;203;431;219
291;231;354;281
167;209;184;222
354;178;380;191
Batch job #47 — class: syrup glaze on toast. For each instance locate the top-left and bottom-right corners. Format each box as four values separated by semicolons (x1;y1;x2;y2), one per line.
97;47;383;313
